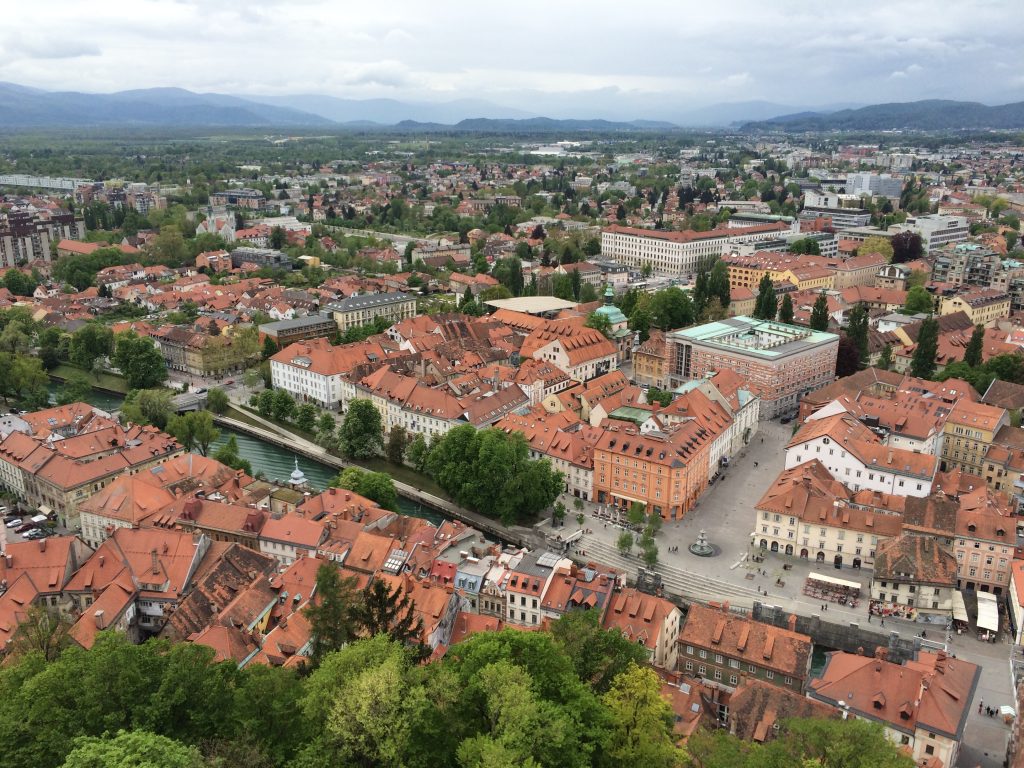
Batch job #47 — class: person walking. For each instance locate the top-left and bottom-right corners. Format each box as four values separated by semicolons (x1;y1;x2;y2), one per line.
979;700;984;714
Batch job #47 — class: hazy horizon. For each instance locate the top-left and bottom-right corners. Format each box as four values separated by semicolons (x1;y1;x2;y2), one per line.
1;0;1021;122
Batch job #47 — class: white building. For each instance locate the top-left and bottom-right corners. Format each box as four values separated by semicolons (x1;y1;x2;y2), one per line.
600;223;787;277
786;414;937;497
890;214;969;252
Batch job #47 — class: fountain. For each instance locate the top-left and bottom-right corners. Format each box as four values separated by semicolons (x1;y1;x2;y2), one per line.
689;528;716;557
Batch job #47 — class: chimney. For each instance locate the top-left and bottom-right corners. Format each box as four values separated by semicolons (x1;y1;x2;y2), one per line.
150;549;160;575
98;554;105;567
3;554;10;568
787;614;797;632
38;538;46;553
93;609;106;629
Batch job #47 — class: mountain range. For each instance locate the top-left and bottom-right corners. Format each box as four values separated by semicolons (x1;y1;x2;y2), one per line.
0;83;1022;132
742;99;1024;131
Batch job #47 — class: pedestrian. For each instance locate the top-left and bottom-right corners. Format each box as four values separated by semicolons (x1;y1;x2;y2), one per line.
754;461;758;467
868;614;871;623
979;701;984;714
881;619;885;627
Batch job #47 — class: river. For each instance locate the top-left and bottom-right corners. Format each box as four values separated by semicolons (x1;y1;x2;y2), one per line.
49;383;442;524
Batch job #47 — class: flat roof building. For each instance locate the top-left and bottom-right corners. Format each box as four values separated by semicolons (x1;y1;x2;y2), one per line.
325;292;417;333
668;316;839;419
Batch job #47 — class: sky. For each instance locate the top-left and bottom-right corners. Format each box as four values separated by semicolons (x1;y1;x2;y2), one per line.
0;0;1021;121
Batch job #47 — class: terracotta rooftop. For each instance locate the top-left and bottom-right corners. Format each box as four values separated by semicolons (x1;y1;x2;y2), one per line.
873;534;957;586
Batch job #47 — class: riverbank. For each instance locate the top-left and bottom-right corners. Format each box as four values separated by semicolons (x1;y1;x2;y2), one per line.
214;409;535;547
48;364;130;396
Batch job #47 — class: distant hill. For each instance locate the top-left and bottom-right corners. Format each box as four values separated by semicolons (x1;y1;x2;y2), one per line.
743;99;1024;131
0;83;333;128
253;94;537;124
395;117;677;133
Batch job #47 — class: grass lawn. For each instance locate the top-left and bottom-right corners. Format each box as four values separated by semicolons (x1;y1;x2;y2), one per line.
50;363;130;395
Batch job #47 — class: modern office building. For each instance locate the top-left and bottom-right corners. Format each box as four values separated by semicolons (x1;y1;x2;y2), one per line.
667;317;839;418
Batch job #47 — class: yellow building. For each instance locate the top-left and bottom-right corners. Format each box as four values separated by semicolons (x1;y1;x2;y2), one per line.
939;289;1011;327
940;400;1009;476
328;292;417;332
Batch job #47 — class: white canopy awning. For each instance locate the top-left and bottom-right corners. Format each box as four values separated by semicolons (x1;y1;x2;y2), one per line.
807;572;862;591
952;590;968;623
977;591;1000;633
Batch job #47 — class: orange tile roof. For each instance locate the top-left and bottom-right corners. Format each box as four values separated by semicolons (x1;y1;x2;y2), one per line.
602;587;678;653
680;604;812;678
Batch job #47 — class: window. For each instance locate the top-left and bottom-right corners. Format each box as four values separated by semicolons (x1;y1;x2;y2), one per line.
784;676;793;685
686;645;694;655
730;674;738;685
765;670;774;680
699;649;707;659
698;665;706;676
925;745;935;756
685;661;694;671
714;669;722;680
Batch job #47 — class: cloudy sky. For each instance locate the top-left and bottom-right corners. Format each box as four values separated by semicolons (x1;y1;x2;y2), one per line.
0;0;1020;120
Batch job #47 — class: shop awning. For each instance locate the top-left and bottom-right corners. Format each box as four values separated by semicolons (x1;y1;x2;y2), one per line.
977;591;1000;633
807;573;862;591
952;590;968;623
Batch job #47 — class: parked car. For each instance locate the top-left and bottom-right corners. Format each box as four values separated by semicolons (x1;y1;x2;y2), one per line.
15;523;36;534
24;529;47;540
5;518;22;528
780;415;793;425
225;379;234;385
4;514;20;523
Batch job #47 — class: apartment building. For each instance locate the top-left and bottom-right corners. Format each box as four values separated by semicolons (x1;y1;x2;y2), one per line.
870;534;957;616
602;588;682;670
270;338;393;410
939;288;1011;327
600;222;788;276
809;650;979;768
678;604;813;692
230;246;293;271
954;488;1016;594
786;413;937;497
667;317;839;419
0;209;85;266
326;292;418;333
593;420;715;520
633;330;669;389
209;188;266;209
520;321;618;382
940;399;1008;476
754;460;902;567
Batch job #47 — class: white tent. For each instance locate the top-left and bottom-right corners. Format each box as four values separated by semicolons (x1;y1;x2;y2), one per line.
807;573;862;592
977;591;1000;633
952;591;969;623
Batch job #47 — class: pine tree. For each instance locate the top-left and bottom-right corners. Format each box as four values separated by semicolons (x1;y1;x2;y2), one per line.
911;315;940;379
778;293;794;324
809;293;830;331
753;274;777;320
846;303;870;369
964;324;985;367
303;563;361;667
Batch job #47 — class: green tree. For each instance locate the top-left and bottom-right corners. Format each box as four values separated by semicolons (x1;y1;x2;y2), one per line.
121;388;174;429
338;399;384;459
256;389;275;418
778;293;794;324
585;311;612;337
386;425;409;465
304;563;362;667
617;531;634;555
69;324;113;370
315;412;338;450
57;372;93;405
425;425;562;524
911;315;940;379
261;336;279;360
271;389;296;422
150;225;188;266
878;344;893;370
295;402;318;433
964;324;985;367
648;286;695;330
890;230;923;263
601;664;681;768
270;226;286;250
205;387;229;415
406;433;430;472
112;332;167;389
845;303;870;369
9;603;72;662
355;580;425;653
332;467;398;510
60;730;202;768
627;502;647;527
859;235;894;262
549;610;649;694
809;292;830;331
707;259;732;308
789;237;822;255
903;285;934;314
213;434;253;475
753;273;777;320
167;411;220;456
